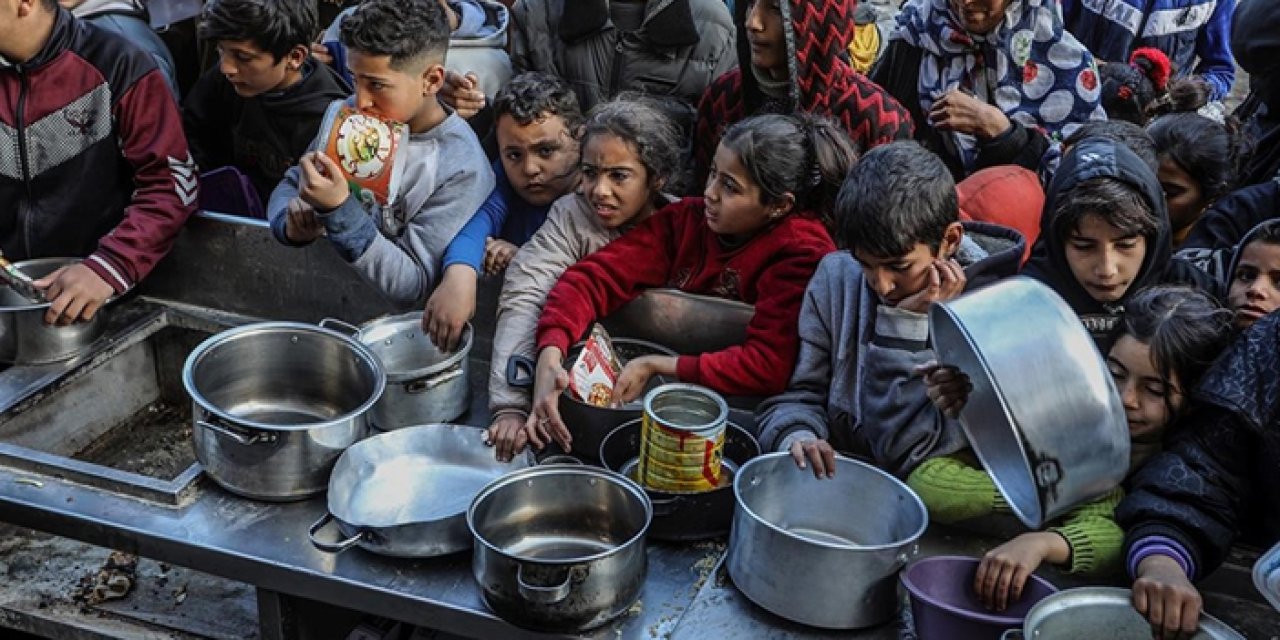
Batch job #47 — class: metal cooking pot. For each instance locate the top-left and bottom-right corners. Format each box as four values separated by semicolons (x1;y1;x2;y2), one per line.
727;453;928;629
322;315;471;430
929;277;1130;528
602;288;755;356
599;418;760;541
1002;587;1244;639
184;322;385;501
0;258;108;364
309;424;534;557
506;338;676;463
467;466;650;632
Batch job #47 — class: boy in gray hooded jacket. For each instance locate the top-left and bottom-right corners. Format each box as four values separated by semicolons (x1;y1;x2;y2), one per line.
755;142;1025;478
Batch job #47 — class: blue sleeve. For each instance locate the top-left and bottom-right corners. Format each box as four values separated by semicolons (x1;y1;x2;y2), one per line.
1195;0;1236;101
442;178;512;271
318;195;379;262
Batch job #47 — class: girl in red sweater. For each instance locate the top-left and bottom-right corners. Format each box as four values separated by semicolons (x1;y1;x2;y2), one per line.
527;114;850;451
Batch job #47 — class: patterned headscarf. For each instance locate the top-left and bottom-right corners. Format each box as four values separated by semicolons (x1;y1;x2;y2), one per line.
894;0;1105;171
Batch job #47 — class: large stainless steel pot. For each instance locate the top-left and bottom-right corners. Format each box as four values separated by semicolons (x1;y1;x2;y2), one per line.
309;424;533;557
467;466;650;632
0;258;107;364
1002;587;1244;639
183;322;385;501
323;314;471;430
603;288;755;355
929;277;1130;528
507;338;676;462
599;418;760;541
727;453;928;629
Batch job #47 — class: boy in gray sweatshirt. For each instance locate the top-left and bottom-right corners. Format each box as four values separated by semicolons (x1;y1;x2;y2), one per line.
755;142;1025;479
268;0;494;308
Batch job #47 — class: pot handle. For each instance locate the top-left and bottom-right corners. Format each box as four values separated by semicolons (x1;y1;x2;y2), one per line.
505;355;536;389
649;495;683;517
197;419;278;446
307;512;364;553
1000;630;1024;640
516;564;574;605
319;317;362;339
405;364;464;394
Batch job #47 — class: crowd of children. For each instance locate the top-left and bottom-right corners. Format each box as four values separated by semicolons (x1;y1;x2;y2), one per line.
3;0;1280;636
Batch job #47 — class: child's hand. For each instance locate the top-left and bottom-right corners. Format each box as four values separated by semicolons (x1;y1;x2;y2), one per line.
789;438;837;479
1132;554;1203;640
528;347;572;452
33;263;114;326
975;532;1061;611
483;238;519;276
928;90;1012;140
298;151;350;212
612;355;677;405
422;264;477;352
915;360;973;418
310;43;334;66
284;198;325;244
485;412;530;463
897;258;966;314
441;70;486;120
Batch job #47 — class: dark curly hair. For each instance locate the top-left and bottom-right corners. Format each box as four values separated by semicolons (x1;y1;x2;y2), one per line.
580;95;686;195
340;0;449;71
492;73;585;131
198;0;318;62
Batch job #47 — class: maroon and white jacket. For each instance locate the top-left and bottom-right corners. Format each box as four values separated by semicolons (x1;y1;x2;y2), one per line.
0;8;195;293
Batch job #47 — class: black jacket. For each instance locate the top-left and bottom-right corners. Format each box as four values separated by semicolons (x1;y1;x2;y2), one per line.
869;39;1049;181
1176;181;1280;284
1022;138;1219;352
1117;311;1280;577
183;60;350;203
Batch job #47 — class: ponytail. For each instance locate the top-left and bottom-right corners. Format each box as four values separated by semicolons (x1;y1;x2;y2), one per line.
719;114;857;232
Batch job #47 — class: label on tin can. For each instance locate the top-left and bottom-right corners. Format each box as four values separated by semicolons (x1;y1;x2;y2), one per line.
638;384;727;492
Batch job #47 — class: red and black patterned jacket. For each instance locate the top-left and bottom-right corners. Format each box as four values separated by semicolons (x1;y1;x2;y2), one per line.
0;8;195;293
692;0;914;187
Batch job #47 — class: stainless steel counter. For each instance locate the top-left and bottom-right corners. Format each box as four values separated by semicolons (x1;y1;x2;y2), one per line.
0;212;1273;639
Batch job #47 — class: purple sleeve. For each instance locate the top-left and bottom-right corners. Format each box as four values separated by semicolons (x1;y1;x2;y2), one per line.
1128;535;1196;580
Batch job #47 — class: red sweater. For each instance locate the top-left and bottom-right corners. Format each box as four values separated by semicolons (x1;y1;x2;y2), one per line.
536;197;835;397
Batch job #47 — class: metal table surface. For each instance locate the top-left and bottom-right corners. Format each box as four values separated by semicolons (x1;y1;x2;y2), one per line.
0;461;720;640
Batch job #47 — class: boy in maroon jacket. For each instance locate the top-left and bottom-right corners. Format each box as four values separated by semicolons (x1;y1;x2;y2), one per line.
0;0;196;325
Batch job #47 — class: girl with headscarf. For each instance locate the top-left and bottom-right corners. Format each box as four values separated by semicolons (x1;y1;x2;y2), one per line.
872;0;1106;180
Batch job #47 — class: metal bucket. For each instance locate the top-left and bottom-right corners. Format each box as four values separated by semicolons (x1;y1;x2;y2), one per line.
727;453;928;629
929;277;1130;528
323;314;471;430
0;258;107;364
183;322;385;501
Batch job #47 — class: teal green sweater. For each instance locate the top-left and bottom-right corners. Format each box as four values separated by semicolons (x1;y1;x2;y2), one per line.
908;453;1124;575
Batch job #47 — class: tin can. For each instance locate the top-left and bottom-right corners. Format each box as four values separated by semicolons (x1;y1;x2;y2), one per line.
638;383;728;491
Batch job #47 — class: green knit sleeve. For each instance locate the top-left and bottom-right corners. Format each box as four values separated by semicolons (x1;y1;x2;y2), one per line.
906;453;1007;524
1048;487;1125;576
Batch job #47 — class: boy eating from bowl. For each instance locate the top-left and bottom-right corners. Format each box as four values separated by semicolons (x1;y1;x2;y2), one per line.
754;142;1024;479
